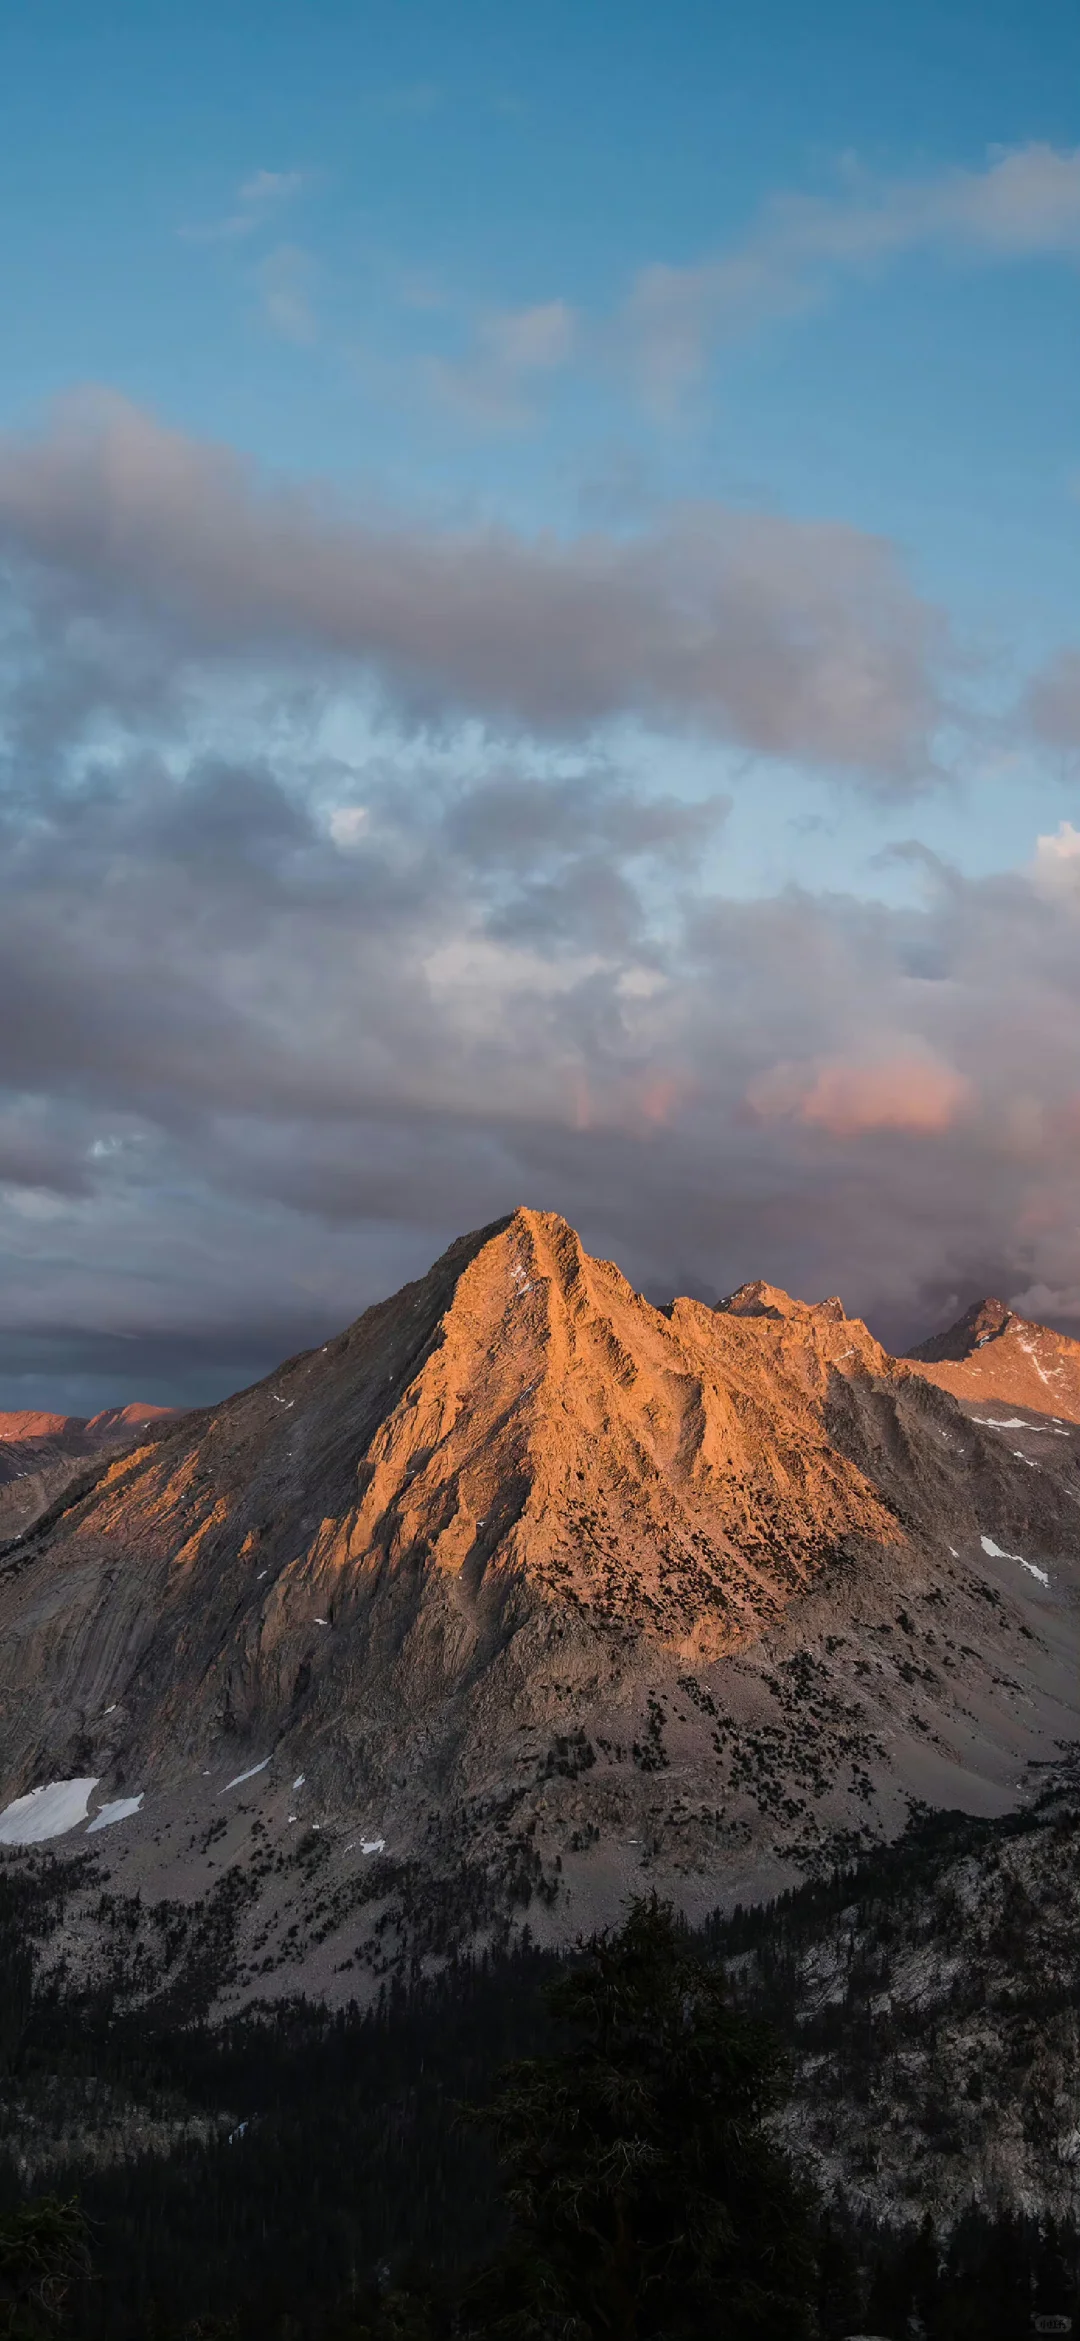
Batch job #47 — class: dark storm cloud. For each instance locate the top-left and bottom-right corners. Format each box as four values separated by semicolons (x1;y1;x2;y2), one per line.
0;391;948;783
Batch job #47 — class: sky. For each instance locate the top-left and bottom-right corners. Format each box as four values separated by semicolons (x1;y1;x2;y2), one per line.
1;0;1079;1411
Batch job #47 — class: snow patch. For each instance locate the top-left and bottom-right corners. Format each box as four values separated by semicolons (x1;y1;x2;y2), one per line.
972;1415;1070;1436
293;1773;305;1789
87;1795;144;1834
979;1534;1050;1586
0;1778;99;1845
221;1758;271;1792
361;1837;386;1855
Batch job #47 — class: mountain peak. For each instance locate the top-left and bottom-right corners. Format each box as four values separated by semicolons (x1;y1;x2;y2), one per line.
0;1411;86;1443
84;1403;180;1438
5;1208;1080;1985
0;1207;911;1801
907;1297;1015;1364
718;1279;846;1324
906;1296;1080;1422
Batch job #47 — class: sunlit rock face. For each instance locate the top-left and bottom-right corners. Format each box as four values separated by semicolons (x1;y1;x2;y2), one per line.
0;1403;179;1545
907;1296;1080;1423
2;1207;1080;1997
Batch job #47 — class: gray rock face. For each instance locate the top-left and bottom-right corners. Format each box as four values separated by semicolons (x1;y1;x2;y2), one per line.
2;1207;1080;1997
722;1772;1080;2230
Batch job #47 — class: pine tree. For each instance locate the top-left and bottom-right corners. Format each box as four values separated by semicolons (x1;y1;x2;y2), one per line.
463;1894;819;2341
0;2199;91;2339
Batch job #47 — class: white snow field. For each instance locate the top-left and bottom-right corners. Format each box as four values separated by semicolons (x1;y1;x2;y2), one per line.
86;1794;144;1833
980;1533;1050;1586
222;1758;271;1791
0;1778;100;1845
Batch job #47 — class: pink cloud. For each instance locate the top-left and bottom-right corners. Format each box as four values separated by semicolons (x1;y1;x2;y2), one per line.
746;1052;972;1139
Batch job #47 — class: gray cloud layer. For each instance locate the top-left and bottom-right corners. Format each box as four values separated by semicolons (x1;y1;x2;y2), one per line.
0;393;946;783
1;398;1079;1407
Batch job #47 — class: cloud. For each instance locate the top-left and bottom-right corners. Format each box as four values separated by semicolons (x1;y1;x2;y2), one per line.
746;1051;972;1137
1031;819;1080;892
3;398;1080;1403
3;621;1080;1403
327;803;369;847
256;244;319;344
428;299;577;425
624;143;1080;404
0;392;946;783
182;168;306;245
1025;650;1080;750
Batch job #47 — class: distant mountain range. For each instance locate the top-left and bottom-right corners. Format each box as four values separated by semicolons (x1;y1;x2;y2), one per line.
0;1402;178;1545
2;1209;1080;2006
0;1404;177;1444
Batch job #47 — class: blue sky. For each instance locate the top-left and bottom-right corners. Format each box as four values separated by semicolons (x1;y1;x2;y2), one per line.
3;0;1078;872
0;0;1079;1406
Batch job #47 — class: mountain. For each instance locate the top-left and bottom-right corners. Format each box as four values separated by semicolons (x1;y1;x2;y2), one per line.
719;1279;846;1324
0;1410;87;1442
2;1207;1080;2001
0;1401;180;1546
0;1402;177;1447
906;1297;1080;1423
84;1404;179;1440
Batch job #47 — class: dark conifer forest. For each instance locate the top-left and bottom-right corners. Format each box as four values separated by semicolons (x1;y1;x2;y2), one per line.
2;1825;1079;2341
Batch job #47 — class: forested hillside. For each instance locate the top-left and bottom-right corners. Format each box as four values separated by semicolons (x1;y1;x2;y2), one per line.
4;1772;1080;2337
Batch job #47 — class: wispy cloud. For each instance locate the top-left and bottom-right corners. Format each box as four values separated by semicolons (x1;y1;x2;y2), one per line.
623;142;1080;407
256;244;320;344
181;168;306;246
427;298;577;426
